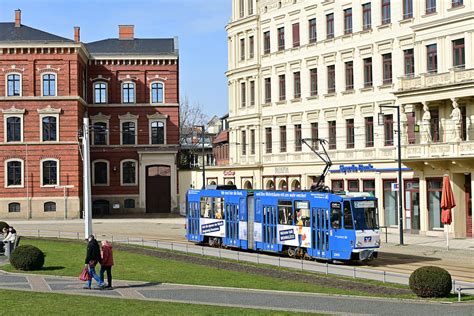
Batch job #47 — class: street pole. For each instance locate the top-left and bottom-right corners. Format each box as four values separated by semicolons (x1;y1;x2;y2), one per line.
397;106;404;245
201;125;206;189
379;105;404;245
83;117;92;239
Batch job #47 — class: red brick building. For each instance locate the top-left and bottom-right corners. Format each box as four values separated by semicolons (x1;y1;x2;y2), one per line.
0;10;179;219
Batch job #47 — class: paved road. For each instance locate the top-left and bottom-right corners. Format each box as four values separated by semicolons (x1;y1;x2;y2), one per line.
0;271;472;315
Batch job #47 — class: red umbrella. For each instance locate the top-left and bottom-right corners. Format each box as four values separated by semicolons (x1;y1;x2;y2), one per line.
441;175;456;225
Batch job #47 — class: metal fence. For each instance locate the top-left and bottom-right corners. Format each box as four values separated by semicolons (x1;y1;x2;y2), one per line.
16;229;474;296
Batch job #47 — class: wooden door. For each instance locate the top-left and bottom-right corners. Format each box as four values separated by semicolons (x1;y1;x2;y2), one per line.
146;166;171;213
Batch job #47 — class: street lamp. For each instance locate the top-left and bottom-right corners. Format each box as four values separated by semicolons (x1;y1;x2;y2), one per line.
378;105;404;246
195;125;206;189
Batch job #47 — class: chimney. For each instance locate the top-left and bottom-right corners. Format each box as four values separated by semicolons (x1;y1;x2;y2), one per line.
14;9;21;27
119;25;134;40
74;26;80;43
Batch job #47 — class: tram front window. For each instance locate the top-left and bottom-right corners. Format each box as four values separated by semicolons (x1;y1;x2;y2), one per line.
352;200;379;230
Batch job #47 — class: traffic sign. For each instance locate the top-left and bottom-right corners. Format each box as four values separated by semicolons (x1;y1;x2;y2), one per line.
391;182;399;192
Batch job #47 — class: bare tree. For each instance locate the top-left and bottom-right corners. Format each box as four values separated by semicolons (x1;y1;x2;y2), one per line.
179;97;209;168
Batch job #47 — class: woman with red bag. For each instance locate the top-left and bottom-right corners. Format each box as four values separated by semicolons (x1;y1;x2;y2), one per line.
83;235;105;289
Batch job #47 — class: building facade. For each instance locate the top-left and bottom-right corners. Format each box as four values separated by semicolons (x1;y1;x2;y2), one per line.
0;10;179;219
202;0;474;238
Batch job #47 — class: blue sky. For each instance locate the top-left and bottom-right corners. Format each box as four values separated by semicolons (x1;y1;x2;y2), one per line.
0;0;230;116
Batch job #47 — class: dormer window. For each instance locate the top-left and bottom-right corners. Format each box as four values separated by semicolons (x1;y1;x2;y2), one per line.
151;82;164;104
122;82;135;103
94;82;107;104
7;74;21;96
42;73;56;96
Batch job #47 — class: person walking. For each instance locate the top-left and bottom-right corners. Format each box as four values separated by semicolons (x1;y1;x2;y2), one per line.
84;235;105;289
100;240;114;289
2;226;17;255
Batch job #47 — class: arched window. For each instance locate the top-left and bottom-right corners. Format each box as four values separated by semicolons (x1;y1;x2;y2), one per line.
121;160;137;185
44;201;56;212
8;202;20;213
278;179;288;191
151;121;165;144
94;82;107;104
244;180;253;190
93;122;108;145
42;160;58;186
93;160;108;185
122;82;135;103
6;159;22;187
124;199;135;208
6;116;21;142
7;74;21;96
122;121;136;145
266;180;275;190
151;82;164;103
42;73;56;96
226;180;234;185
291;179;301;191
42;116;57;141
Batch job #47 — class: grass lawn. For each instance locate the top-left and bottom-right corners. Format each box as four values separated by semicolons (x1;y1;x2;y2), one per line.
0;289;321;315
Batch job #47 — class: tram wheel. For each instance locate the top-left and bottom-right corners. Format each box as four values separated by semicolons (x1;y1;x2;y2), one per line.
288;247;296;258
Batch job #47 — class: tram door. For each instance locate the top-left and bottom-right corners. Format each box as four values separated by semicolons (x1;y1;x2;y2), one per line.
262;206;278;251
312;208;330;258
224;203;239;247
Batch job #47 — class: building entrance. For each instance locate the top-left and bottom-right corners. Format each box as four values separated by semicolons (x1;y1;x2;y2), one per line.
405;180;420;232
146;165;171;213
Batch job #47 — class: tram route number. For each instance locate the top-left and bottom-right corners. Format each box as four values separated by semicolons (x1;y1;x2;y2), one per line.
280;229;296;241
202;221;224;234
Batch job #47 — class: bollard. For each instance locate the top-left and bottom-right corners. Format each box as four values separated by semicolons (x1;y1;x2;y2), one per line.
58;232;61;239
237;251;240;262
142;238;144;246
301;259;303;271
353;267;356;279
278;257;280;268
111;236;114;243
257;253;259;264
171;243;174;251
326;262;329;275
452;280;456;294
186;244;189;254
77;232;79;240
127;237;129;245
383;271;386;283
37;229;40;238
201;247;204;256
457;287;462;302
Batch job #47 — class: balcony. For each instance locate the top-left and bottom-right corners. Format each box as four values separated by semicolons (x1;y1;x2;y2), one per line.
399;68;474;91
403;141;474;159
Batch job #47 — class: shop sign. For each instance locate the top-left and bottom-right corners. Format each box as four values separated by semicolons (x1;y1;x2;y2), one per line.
339;164;375;173
391;183;399;192
223;170;235;176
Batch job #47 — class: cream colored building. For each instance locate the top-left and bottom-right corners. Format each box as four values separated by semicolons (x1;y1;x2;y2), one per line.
186;0;474;238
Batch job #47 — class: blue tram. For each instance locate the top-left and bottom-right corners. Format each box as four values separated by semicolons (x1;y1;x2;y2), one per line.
186;188;380;262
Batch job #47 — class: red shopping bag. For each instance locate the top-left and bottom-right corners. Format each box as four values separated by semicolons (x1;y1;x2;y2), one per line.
79;266;91;281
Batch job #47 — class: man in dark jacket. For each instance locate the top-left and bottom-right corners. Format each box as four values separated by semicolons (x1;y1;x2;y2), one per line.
83;235;105;289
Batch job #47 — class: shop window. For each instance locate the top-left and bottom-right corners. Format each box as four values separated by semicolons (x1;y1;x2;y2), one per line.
348;180;359;192
383;180;397;226
363;179;375;196
428;179;443;230
332;180;344;193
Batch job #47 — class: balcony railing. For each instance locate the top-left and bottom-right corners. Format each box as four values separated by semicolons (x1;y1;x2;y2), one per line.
399;68;474;91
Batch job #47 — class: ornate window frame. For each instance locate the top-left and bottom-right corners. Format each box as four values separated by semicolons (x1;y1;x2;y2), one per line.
4;158;24;188
93;81;108;104
41;72;57;97
121;81;136;104
147;113;168;145
92;159;110;186
150;81;165;104
119;113;139;145
38;106;61;142
5;72;22;97
120;159;138;186
90;113;111;146
40;158;60;188
2;106;25;143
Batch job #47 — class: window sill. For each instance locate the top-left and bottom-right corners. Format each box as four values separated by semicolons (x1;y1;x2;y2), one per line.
41;184;60;188
121;183;138;187
262;102;272;107
360;28;372;34
291;98;302;103
324;37;335;43
92;184;109;187
324;92;336;98
378;83;394;89
377;23;392;30
342;33;352;39
306;95;319;100
341;89;355;95
448;5;464;11
5;185;24;189
276;100;287;105
399;17;414;24
422;12;438;18
308;41;317;47
360;86;374;92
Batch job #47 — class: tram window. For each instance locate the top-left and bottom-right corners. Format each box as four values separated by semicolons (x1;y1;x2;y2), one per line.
343;201;354;229
200;197;224;219
278;200;293;225
330;202;342;229
295;200;310;227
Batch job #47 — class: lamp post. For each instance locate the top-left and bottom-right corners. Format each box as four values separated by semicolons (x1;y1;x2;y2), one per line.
378;105;404;245
197;125;206;189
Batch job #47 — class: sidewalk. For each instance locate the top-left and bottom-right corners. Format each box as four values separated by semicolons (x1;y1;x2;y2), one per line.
0;270;472;315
